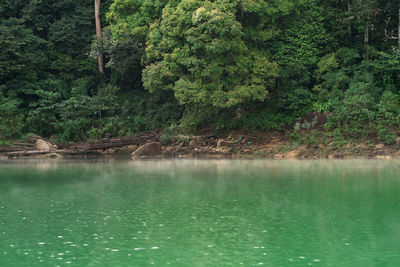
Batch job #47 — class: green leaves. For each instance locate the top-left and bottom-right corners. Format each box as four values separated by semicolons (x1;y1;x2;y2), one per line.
0;92;24;139
2;0;400;141
107;0;168;41
142;0;278;108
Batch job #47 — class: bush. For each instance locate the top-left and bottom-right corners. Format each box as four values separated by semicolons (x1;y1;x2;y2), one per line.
0;94;24;140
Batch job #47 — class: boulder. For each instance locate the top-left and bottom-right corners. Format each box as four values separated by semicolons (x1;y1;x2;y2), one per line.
375;143;385;149
35;139;57;151
131;142;162;158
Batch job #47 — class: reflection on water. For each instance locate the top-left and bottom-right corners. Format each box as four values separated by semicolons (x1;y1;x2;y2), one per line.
0;159;400;266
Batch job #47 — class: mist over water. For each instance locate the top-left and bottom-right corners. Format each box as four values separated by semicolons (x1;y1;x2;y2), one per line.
0;159;399;266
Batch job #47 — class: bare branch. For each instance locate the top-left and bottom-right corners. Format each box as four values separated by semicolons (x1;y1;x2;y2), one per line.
384;28;399;40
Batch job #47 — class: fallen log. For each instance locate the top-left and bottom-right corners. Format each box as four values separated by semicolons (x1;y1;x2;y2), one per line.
55;149;100;155
60;132;159;150
0;146;35;153
6;149;101;158
1;132;220;158
6;150;54;158
1;133;158;158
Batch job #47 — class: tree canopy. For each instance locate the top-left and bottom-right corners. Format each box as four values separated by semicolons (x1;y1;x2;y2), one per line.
1;0;400;144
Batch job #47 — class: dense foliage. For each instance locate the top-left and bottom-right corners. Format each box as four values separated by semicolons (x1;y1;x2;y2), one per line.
1;0;400;143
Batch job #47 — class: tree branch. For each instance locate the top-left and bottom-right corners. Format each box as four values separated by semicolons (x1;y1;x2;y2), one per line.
384;28;399;40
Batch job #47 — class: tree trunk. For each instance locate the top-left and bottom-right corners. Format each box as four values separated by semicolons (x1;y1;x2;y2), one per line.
348;0;352;35
364;23;369;59
95;0;104;73
398;4;400;47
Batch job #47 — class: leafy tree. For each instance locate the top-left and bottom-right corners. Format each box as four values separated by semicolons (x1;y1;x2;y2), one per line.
107;0;170;42
2;0;400;141
0;91;24;139
143;0;278;108
0;18;47;99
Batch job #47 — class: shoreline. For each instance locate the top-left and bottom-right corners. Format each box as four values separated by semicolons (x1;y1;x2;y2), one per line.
1;131;400;160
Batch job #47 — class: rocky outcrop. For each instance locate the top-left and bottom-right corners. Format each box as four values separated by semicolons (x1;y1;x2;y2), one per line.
35;139;57;151
131;142;162;159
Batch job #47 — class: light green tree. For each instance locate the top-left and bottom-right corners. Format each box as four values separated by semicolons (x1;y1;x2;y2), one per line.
142;0;278;108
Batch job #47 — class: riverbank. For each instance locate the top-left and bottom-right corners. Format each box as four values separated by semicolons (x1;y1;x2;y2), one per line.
1;130;400;160
133;131;400;160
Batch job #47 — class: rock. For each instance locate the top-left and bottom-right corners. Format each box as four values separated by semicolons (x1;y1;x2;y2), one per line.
334;153;344;159
35;139;57;151
217;139;224;149
328;153;344;159
187;136;206;147
241;137;249;145
285;150;299;159
163;145;175;153
377;155;392;159
217;139;234;150
189;139;196;147
119;145;138;154
215;139;233;153
131;142;162;158
355;143;368;149
375;143;385;149
396;137;400;144
344;143;352;149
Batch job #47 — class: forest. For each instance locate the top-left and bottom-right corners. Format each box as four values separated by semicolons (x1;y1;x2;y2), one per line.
1;0;400;144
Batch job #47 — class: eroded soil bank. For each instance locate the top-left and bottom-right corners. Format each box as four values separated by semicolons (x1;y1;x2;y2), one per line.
2;130;400;160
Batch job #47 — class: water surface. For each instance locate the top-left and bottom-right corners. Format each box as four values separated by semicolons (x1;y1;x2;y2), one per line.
0;159;399;266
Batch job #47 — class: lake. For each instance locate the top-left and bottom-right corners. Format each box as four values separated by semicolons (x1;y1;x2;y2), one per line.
0;159;399;266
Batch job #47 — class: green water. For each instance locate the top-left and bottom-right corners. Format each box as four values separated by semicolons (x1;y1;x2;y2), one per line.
0;160;400;267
